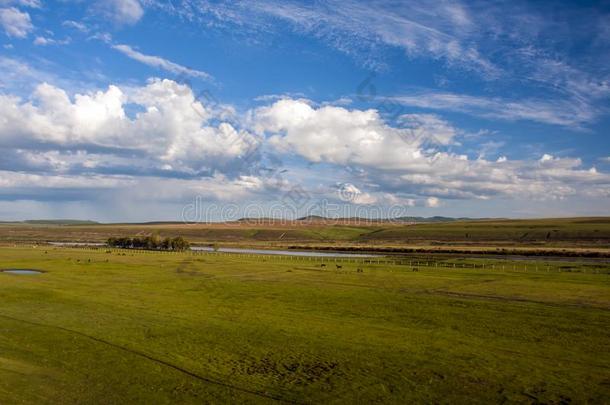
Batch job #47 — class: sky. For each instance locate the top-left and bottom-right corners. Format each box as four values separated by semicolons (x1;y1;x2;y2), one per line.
0;0;609;222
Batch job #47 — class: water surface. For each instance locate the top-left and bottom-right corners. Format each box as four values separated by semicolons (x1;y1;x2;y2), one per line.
48;242;105;247
191;247;378;258
1;269;43;275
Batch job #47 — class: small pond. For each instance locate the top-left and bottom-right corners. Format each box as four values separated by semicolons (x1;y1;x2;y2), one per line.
1;269;43;275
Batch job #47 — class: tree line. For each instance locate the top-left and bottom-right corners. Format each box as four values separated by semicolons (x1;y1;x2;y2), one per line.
107;235;190;251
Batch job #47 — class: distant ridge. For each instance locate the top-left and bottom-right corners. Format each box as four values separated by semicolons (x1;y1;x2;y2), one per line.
115;216;483;224
23;220;100;225
1;216;494;225
295;215;481;223
394;216;476;223
1;220;101;225
296;215;328;221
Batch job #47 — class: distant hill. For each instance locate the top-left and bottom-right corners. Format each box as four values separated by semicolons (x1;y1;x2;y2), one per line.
295;215;481;223
393;216;479;223
22;220;100;226
114;216;477;224
296;215;329;221
2;216;489;226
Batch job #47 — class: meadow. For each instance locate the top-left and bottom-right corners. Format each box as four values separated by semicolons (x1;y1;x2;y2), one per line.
2;217;610;258
1;246;609;403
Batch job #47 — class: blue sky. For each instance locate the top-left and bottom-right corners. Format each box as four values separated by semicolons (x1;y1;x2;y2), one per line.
0;0;609;221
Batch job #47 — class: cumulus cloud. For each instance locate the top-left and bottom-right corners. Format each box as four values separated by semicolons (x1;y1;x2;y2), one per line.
0;79;259;176
0;7;33;37
254;98;610;201
399;114;458;146
255;99;454;170
1;87;609;216
0;79;281;219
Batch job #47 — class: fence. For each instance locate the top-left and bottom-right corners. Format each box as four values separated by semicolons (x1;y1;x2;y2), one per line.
44;245;610;274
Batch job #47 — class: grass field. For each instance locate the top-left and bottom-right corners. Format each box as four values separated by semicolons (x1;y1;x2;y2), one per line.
1;246;609;403
2;217;610;260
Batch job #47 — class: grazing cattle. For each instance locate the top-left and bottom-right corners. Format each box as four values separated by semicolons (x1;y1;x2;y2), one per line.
321;264;326;268
336;264;342;269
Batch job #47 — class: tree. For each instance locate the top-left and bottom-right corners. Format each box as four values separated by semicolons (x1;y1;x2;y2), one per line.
171;236;190;251
107;235;190;251
149;233;162;249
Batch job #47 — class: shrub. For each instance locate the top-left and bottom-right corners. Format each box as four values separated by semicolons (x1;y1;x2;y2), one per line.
106;235;190;251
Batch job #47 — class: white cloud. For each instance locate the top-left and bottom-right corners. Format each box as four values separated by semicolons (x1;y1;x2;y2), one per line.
255;99;454;170
336;183;378;205
32;35;47;45
147;0;610;132
148;0;500;77
0;85;608;216
0;7;33;38
254;98;610;201
0;56;58;92
95;0;144;25
392;91;596;128
0;79;258;175
426;196;440;207
62;20;88;33
33;36;71;46
295;0;498;75
0;0;40;8
90;31;112;43
0;170;133;189
399;114;458;146
112;44;213;81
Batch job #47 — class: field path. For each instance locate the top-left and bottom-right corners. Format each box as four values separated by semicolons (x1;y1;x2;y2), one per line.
0;313;300;404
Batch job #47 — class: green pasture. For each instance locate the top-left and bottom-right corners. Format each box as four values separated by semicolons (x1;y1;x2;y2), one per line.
0;247;609;403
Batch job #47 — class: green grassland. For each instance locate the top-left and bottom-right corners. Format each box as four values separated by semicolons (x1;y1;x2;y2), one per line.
1;217;609;246
1;247;609;403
